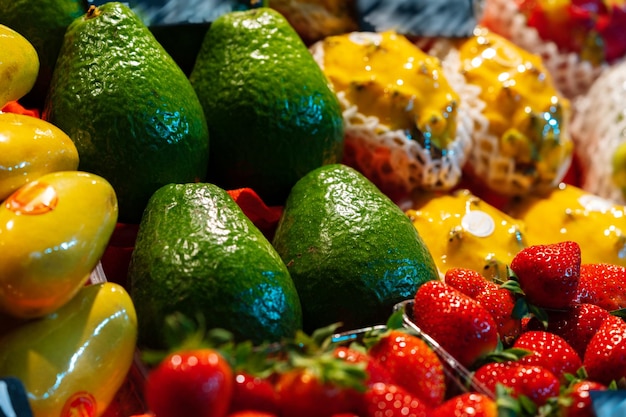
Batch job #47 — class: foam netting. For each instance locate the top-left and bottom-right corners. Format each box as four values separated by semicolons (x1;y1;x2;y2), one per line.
421;37;573;199
479;0;605;99
310;39;475;199
571;59;626;205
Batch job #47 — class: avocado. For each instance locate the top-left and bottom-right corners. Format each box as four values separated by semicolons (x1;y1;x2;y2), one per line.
128;182;303;348
43;2;209;224
272;164;440;332
189;7;344;206
0;0;87;110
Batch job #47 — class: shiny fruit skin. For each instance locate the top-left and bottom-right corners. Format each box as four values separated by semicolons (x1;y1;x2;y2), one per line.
0;171;118;318
275;368;362;417
0;24;39;108
229;372;280;415
0;112;79;201
412;280;499;369
367;330;446;408
145;349;234;417
431;392;497;417
0;282;137;417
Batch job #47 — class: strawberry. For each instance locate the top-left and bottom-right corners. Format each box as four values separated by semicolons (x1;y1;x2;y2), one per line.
431;392;497;417
445;267;522;345
144;348;234;417
582;314;626;385
512;330;582;382
444;267;489;298
509;241;581;309
473;361;560;407
361;382;431;417
366;329;446;407
541;303;611;359
412;280;499;369
333;345;395;387
575;263;626;311
227;412;278;417
560;378;607;417
274;367;363;417
229;372;279;415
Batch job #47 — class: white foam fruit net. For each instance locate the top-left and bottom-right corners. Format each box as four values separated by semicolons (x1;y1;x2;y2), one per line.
420;36;574;198
571;59;626;205
480;0;605;99
310;41;475;201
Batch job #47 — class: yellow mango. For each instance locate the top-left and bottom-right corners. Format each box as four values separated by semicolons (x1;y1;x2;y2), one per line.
0;112;79;201
0;282;137;417
0;24;39;108
0;171;118;318
406;189;528;280
507;182;626;266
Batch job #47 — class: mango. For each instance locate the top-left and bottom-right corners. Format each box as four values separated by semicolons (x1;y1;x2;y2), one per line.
0;282;137;417
0;112;79;201
0;171;118;318
406;189;528;280
0;24;39;108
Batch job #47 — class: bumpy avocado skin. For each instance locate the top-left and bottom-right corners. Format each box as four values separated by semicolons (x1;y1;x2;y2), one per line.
189;7;344;206
43;2;209;224
128;182;303;348
272;164;440;332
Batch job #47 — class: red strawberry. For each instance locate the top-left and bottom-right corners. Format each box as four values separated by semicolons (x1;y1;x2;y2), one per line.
542;303;611;359
361;382;431;417
144;348;234;417
512;330;582;382
509;241;581;309
227;412;278;417
274;367;363;417
473;361;560;406
431;392;497;417
367;329;446;407
560;379;607;417
412;280;499;369
583;314;626;385
445;267;522;344
444;267;489;298
575;263;626;311
333;346;394;387
229;372;279;415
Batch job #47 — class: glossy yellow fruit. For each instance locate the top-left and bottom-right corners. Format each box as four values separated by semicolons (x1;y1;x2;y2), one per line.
406;189;528;280
507;182;626;266
0;112;79;201
0;282;137;417
0;171;118;318
0;24;39;108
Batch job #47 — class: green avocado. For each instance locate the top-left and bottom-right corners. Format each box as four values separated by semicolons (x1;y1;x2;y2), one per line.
0;0;87;110
189;7;344;206
272;164;440;332
128;182;303;348
43;2;209;224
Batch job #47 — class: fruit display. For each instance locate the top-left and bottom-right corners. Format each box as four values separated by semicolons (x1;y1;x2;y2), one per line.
3;0;626;415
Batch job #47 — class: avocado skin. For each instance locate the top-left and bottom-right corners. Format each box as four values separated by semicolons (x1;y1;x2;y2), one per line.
189;7;344;206
0;0;87;109
272;164;440;332
43;2;209;224
128;182;303;348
